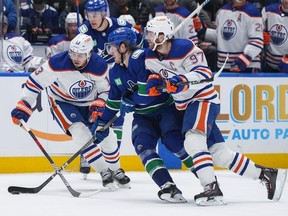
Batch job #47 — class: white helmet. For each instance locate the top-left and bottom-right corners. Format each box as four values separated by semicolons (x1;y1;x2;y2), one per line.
119;14;136;27
146;16;174;41
70;34;94;54
65;12;83;25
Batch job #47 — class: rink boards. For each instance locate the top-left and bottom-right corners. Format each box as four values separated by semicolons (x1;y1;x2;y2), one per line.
0;73;287;173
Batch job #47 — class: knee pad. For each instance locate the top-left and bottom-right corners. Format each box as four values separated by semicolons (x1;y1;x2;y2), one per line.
133;133;157;155
209;142;235;168
162;130;185;154
184;130;207;157
68;122;92;147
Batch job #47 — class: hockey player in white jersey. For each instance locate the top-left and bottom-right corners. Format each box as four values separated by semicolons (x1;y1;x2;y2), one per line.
262;0;288;72
45;12;83;59
0;15;45;72
199;0;264;72
145;16;287;206
11;33;130;190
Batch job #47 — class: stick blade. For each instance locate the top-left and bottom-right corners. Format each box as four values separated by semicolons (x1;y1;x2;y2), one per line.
78;189;101;198
8;186;40;194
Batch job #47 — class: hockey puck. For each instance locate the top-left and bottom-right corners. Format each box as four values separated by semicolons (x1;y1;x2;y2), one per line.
11;191;20;195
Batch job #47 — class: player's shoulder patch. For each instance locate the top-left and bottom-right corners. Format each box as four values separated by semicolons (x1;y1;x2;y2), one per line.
78;24;88;34
131;49;145;60
117;18;127;26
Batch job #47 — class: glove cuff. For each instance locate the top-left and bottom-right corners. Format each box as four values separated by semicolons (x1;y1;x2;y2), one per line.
16;100;32;116
238;54;252;67
147;73;162;82
89;98;106;110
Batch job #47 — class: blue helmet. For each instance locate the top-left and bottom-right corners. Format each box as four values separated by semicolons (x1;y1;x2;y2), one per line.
85;0;107;13
108;27;137;48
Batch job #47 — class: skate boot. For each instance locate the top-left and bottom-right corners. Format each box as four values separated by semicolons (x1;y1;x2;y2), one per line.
100;168;116;190
194;181;226;206
257;164;287;201
79;155;90;180
113;168;131;188
158;182;187;203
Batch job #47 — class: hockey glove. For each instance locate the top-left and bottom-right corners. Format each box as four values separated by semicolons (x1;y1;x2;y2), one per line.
230;54;252;72
90;118;109;143
89;99;106;123
11;100;32;125
146;73;164;96
278;54;288;73
120;93;136;117
263;32;271;45
166;75;189;94
193;16;207;41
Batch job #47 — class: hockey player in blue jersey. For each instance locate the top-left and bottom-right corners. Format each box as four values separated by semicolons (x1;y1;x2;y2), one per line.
94;26;196;202
77;0;144;178
11;33;130;190
145;16;287;206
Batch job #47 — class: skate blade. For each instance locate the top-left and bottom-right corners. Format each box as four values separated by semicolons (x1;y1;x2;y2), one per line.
160;194;187;203
195;196;227;206
273;169;287;201
104;182;117;191
116;182;131;189
82;174;88;180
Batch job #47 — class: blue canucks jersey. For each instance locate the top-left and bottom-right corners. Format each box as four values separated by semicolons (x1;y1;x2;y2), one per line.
100;48;174;122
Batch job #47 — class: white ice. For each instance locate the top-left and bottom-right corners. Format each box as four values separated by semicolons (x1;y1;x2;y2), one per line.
1;170;287;216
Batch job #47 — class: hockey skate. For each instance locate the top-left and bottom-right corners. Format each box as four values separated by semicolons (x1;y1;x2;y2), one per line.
100;168;117;190
113;168;131;189
158;182;187;203
257;165;288;201
194;181;226;206
79;155;91;180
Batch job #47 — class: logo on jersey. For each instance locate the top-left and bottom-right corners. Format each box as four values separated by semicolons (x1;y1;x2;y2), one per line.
270;24;288;45
158;68;177;79
221;19;237;40
79;24;88;33
6;45;23;63
69;80;94;99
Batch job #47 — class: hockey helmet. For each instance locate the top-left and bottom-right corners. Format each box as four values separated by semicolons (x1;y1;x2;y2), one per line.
106;27;137;54
65;12;83;25
85;0;107;13
119;14;136;27
145;16;174;41
69;34;94;61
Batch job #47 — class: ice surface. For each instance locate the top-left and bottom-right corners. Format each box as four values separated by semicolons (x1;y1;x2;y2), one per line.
1;170;287;216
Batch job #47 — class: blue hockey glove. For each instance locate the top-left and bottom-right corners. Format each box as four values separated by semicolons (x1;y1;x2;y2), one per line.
120;93;136;117
230;54;252;72
90;119;109;143
166;75;189;94
146;73;164;96
11;100;32;125
278;54;288;73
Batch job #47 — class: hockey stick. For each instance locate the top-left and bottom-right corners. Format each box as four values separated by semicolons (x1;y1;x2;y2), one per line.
8;114;119;197
173;0;211;35
156;54;229;90
75;0;80;28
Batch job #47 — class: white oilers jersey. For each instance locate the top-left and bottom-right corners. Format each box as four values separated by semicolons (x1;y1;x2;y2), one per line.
262;4;288;69
21;51;109;107
207;2;263;69
154;5;198;44
1;34;45;72
145;39;220;110
45;34;71;59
